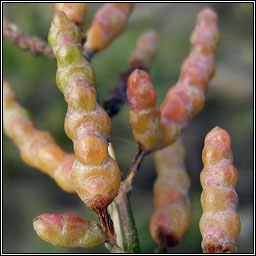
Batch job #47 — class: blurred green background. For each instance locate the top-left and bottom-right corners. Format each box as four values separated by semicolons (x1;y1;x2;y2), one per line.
3;3;253;253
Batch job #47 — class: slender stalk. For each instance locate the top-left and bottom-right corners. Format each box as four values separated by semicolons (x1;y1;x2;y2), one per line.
3;18;92;61
115;148;146;253
124;148;145;191
103;69;133;118
116;193;140;253
3;18;54;58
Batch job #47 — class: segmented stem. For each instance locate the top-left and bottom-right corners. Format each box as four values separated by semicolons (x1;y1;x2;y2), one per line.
159;8;219;148
200;127;241;253
84;3;134;52
33;213;106;248
127;69;161;150
103;30;158;117
54;3;88;27
3;18;54;58
3;79;75;192
150;139;190;247
48;11;121;240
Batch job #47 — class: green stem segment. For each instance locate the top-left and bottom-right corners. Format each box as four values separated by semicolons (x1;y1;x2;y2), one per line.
116;189;140;253
115;149;145;253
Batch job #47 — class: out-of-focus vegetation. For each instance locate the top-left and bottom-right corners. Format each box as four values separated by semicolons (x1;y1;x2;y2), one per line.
3;3;253;253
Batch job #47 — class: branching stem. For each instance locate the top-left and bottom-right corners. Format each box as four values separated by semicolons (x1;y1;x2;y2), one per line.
124;148;146;191
115;148;146;253
4;16;146;254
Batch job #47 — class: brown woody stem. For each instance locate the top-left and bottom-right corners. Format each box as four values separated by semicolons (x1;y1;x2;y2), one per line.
124;148;146;191
3;18;54;58
3;18;92;61
95;207;114;240
115;148;146;253
94;207;125;253
103;69;133;118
